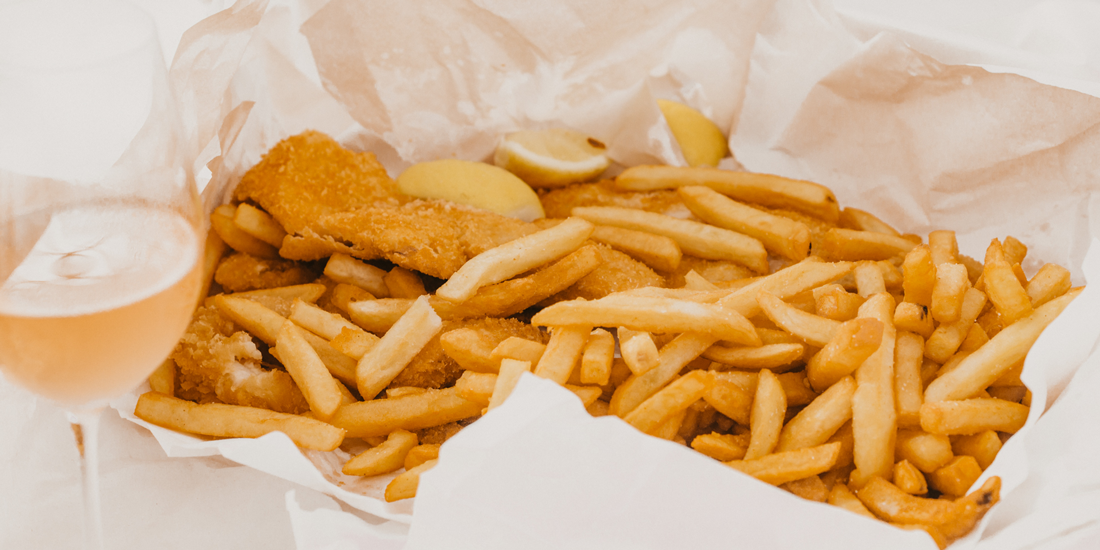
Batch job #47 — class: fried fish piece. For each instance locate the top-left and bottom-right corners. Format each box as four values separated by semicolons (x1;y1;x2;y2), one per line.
213;252;320;293
538;180;693;220
319;200;538;280
388;316;547;391
542;243;664;303
172;306;308;414
233;130;404;235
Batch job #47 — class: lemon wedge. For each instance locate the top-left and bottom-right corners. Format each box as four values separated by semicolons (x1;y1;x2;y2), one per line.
657;99;729;167
494;128;611;188
396;159;545;222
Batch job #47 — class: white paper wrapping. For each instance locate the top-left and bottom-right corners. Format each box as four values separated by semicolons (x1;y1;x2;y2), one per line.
104;0;1100;548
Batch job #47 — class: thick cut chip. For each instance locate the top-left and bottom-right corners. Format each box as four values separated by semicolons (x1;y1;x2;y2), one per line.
489;359;533;410
815;228;917;262
589;225;682;273
775;376;855;453
356;296;442;399
849;293;898;488
210;205;280;259
624;370;712;435
571;206;768;272
275;322;345;421
342;430;418;477
679;186;811;261
920;398;1029;435
385;459;437;502
615;165;840;222
902;245;936;306
330;387;482;438
744;370;787;460
805;317;883;391
727;442;842;486
233;203;288;248
135;392;344;451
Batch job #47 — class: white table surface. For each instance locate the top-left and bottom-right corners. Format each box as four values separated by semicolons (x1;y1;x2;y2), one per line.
3;1;1100;548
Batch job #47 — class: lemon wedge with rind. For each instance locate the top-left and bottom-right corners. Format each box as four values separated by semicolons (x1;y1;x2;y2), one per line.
494;128;611;188
657;99;729;167
397;159;545;222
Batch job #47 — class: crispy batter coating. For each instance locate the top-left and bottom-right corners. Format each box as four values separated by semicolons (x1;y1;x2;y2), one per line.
388;317;547;390
213;252;320;293
666;256;757;288
542;243;664;303
538;180;694;219
172;306;308;414
233;130;404;235
319;200;537;279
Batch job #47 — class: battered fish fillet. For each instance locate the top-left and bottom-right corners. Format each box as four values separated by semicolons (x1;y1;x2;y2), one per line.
213;252;320;293
388;317;547;390
538;180;695;219
172;306;308;414
542;243;664;303
318;200;537;279
233;131;404;235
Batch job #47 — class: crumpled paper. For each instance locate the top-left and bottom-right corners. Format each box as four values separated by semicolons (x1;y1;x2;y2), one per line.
111;0;1100;548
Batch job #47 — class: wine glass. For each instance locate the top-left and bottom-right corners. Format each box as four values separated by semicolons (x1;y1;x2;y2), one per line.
0;1;203;548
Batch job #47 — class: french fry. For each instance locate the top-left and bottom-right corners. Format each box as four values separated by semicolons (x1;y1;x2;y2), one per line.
489;359;532;411
356;295;442;399
289;299;362;340
490;337;546;366
813;283;865;321
691;432;750;462
346;298;413;334
386;387;428;399
850;292;898;488
454;371;497;407
210;204;280;259
815;228;917;262
404;444;440;471
894;331;925;429
702;343;804;371
920;398;1029;435
927;230;958;266
330;387;482;438
893;302;934;339
341;429;418;476
928;456;983;498
324;253;390;297
1002;236;1028;265
727;442;841;486
828;483;877;519
957;323;989;353
330;327;380;361
384;459;437;502
329;283;375;313
924;289;1080;402
436;217;594;302
1026;263;1071;307
805;317;883;391
896;429;954;475
533;326;590;384
838;207;901;237
757;290;840;347
276;322;345;420
589;224;682;273
855;477;957;529
893;459;928;495
902;245;936;306
853;262;886;297
233;202;287;247
614;165;841;222
682;269;719;290
951;430;1002;470
383;266;427;299
148;359;176;397
618;327;660;375
781;475;829;502
579;328;614;386
197;230;228;309
925;287;987;363
624;370;712;435
534;295;759;346
678;185;811;261
432;243;603;320
438;327;502;373
984;240;1034;325
134;392;344;451
564;384;603;408
930;262;968;324
775;375;855;453
744;370;787;459
702;376;753;425
230;283;327;317
571;206;768;272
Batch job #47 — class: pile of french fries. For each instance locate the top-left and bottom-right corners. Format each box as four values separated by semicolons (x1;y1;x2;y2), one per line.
135;155;1078;548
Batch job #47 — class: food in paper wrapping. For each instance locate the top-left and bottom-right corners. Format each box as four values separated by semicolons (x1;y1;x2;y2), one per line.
111;0;1100;547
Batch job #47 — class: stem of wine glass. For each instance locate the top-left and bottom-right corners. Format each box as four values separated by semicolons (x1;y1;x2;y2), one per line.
68;407;106;550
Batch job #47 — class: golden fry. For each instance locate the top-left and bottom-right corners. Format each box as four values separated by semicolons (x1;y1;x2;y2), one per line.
579;328;615;386
589;225;682;273
920;398;1029;435
342;429;418;476
727;442;841;486
679;185;811;261
324;253;390;297
384;459;437;502
744;370;787;460
356;295;442;399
